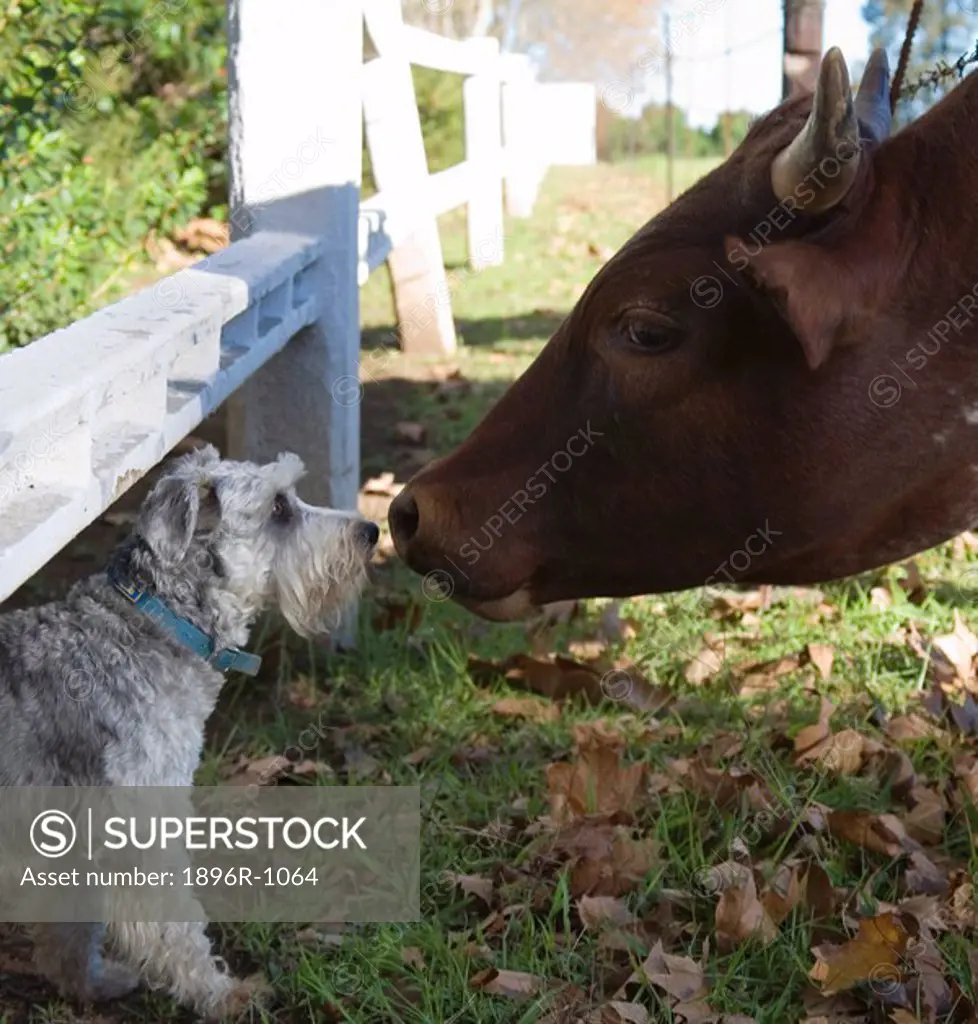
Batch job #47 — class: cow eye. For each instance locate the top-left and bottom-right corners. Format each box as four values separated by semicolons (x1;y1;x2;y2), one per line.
620;311;682;354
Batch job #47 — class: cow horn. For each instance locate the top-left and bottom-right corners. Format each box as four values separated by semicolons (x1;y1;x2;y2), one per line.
771;47;861;214
854;47;891;143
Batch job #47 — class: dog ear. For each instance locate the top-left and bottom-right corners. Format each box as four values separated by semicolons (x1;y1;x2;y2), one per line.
138;474;202;564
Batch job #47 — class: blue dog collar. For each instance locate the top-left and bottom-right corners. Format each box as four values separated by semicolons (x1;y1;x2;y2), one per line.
109;573;261;677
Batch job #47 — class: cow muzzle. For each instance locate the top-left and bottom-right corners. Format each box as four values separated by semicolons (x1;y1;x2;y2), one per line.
388;478;541;620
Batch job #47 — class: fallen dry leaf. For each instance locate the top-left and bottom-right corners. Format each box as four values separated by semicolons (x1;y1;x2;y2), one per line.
794;697;836;758
931;611;978;687
470;967;541;999
223;755;325;786
715;871;779;950
401;946;425;971
547;724;645;822
578;895;637;930
825;810;910;857
805;643;835;680
885;713;944;744
624;941;710;1012
444;872;494;905
490;695;561;724
809;913;912;994
395;421;427;445
684;643;725;685
539;818;660;898
904;785;946;845
402;746;434;767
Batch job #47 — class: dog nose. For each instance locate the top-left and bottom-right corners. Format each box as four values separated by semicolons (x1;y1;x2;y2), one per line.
389;490;420;546
359;521;380;548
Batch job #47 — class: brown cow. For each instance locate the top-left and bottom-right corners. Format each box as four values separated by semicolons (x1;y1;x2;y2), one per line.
390;48;978;620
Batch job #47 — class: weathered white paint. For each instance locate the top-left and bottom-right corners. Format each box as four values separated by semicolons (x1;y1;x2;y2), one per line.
464;37;505;269
226;0;363;512
363;0;457;356
501;54;547;218
0;231;322;604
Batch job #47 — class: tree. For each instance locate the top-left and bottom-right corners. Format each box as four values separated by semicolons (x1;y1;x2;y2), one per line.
862;0;978;113
401;0;662;85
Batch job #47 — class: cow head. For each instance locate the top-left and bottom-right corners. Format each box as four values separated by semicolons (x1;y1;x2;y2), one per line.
390;48;949;620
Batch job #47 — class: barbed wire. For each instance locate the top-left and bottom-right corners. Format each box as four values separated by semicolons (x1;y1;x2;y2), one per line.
895;38;978;102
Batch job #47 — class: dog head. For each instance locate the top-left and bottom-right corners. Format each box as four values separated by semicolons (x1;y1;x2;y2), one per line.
132;445;378;638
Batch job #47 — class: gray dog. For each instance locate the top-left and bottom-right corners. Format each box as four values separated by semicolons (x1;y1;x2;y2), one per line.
0;444;378;1018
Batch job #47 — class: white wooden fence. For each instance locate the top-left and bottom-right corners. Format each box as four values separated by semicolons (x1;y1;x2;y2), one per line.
0;0;595;608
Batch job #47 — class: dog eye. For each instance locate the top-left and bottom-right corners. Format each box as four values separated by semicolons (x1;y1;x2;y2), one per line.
271;494;292;523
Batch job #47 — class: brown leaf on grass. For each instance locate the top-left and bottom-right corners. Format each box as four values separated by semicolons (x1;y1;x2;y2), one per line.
871;585;893;611
541;819;660;898
904;785;946;845
933;606;978;688
223;755;325;786
825;810;910;857
885;714;944;743
578;895;637;930
905;850;950;896
805;643;835;680
808;913;912;994
683;643;725;685
401;947;425;971
735;654;801;696
469;653;662;712
671;758;767;812
803;863;838;920
761;863;806;928
401;746;434;767
797;720;880;776
794;697;835;757
631;942;709;1001
715;872;779;950
547;725;645;822
598;1002;650;1024
470;653;601;702
899;560;927;603
490;695;561;724
444;872;494;905
394;421;427;445
470;967;541;999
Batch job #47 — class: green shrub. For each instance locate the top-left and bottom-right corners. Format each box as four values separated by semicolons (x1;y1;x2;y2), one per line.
0;0;226;350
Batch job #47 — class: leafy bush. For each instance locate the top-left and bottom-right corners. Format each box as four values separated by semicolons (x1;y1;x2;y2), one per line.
0;0;226;350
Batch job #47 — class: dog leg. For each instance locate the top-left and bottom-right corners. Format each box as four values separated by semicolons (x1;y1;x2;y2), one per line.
31;923;140;1002
109;920;268;1020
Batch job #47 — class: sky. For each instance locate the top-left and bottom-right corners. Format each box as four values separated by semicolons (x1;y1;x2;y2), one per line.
634;0;872;128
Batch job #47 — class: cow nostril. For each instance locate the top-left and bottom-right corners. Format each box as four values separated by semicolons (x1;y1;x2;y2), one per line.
389;491;420;545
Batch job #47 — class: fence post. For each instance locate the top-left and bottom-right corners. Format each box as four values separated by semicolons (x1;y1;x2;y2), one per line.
225;0;362;515
363;0;457;355
501;53;544;218
463;37;504;268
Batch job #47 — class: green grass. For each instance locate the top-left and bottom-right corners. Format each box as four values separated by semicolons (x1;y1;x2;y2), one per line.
11;156;978;1023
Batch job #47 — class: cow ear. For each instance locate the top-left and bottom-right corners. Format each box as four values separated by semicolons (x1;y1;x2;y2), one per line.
726;236;850;371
